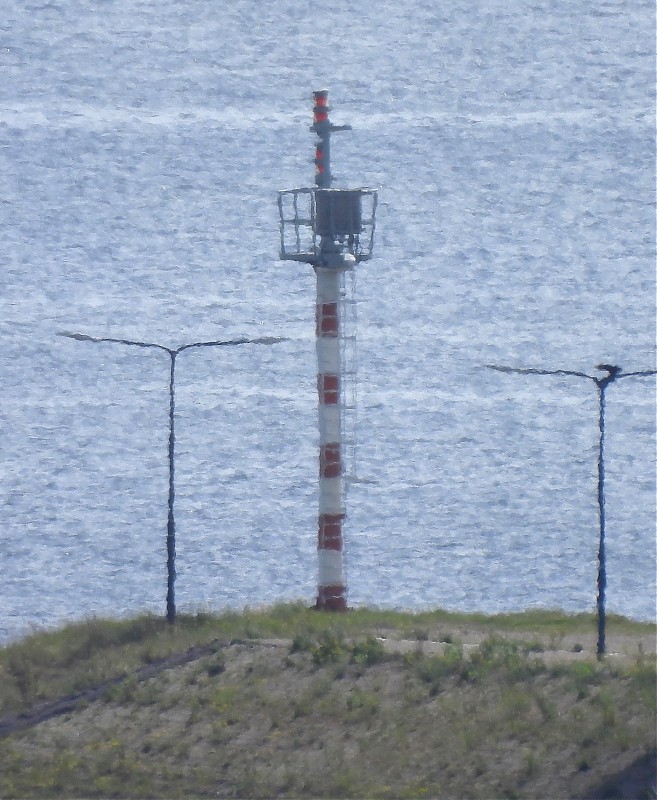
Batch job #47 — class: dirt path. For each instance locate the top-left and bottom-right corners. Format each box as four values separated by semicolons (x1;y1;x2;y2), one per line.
0;641;221;739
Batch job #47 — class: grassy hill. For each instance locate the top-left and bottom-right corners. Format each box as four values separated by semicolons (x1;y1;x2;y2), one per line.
0;603;655;799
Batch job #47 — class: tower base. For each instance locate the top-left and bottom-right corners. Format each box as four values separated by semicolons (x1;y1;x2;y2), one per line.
314;585;348;611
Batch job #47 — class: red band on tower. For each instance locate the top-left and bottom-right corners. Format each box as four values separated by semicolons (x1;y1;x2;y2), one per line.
318;373;339;404
320;442;342;478
315;585;347;611
316;302;339;336
318;512;344;550
313;91;329;123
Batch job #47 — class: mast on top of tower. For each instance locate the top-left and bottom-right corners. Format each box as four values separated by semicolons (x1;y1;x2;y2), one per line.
278;90;378;269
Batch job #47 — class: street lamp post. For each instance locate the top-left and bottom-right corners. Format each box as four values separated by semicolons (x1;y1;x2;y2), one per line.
60;332;286;623
486;363;656;657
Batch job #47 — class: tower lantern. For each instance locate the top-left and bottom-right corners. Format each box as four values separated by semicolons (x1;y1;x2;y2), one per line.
278;90;378;610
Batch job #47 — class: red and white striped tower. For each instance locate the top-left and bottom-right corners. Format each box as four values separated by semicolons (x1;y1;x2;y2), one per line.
313;90;350;610
277;90;377;611
315;265;349;609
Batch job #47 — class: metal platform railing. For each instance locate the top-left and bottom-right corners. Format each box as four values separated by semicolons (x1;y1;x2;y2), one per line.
278;187;377;264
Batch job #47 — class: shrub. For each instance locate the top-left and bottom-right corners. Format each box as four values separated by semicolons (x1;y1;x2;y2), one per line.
6;650;39;703
462;637;540;683
312;630;347;665
290;632;314;654
205;652;226;677
416;645;464;695
346;687;379;718
351;636;386;666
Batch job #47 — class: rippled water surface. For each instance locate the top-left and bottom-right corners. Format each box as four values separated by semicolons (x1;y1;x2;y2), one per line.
1;0;654;642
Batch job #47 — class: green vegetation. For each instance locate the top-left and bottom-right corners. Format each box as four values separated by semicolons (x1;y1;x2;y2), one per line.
0;602;654;799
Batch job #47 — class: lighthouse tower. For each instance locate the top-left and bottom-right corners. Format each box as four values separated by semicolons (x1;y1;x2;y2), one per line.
278;90;377;610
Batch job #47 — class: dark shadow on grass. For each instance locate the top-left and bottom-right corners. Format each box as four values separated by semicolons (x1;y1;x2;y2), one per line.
581;749;657;800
